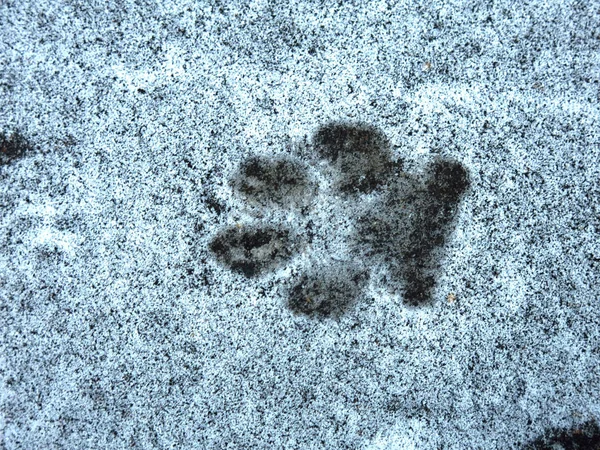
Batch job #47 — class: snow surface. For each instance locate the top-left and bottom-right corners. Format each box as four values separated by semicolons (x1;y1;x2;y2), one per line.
1;1;599;448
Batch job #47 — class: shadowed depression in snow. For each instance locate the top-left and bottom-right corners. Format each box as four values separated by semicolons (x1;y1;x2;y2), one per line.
209;122;470;315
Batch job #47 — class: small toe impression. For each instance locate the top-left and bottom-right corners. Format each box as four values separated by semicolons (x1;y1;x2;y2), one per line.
1;131;31;166
232;156;313;207
313;122;399;194
286;264;367;318
209;225;296;277
426;159;470;202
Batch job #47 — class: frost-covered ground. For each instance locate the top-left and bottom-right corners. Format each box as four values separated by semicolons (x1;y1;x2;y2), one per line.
1;1;600;449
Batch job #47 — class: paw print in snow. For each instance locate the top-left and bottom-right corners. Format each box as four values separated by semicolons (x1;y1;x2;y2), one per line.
209;122;470;317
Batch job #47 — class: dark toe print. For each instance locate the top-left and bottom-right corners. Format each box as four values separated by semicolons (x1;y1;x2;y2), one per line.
231;155;313;207
524;420;600;450
209;122;470;315
427;159;470;201
0;131;31;165
313;122;400;194
209;225;295;277
356;159;470;306
287;264;367;318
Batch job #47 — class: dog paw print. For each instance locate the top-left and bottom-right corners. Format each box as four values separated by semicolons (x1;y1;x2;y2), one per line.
209;122;469;317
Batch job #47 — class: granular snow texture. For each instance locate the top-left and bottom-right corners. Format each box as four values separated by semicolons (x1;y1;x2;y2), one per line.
1;1;599;449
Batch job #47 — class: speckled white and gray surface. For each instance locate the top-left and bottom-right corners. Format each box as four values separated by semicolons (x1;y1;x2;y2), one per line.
1;1;600;449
